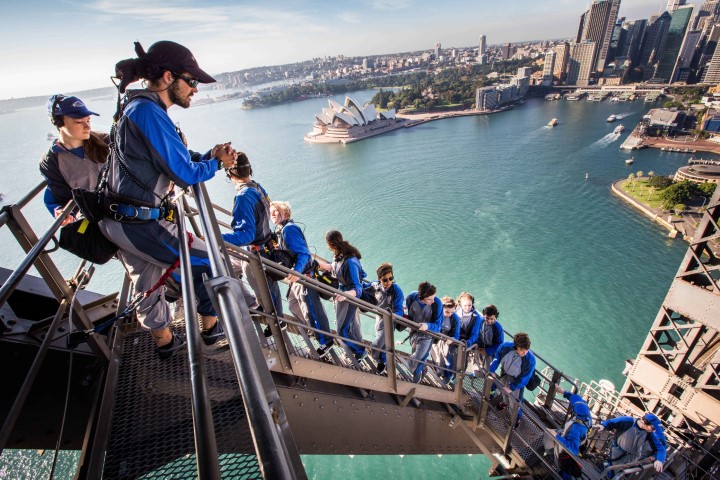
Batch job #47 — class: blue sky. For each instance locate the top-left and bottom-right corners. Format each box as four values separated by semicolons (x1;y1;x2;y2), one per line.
1;0;694;99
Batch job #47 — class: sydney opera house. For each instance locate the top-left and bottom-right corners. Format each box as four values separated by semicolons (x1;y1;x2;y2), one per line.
305;97;405;144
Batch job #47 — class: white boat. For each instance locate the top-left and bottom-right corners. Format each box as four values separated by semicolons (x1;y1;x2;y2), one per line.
625;157;634;165
607;114;617;123
614;125;624;134
548;118;558;127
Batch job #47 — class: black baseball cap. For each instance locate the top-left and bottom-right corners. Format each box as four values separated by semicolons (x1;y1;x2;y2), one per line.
145;41;216;84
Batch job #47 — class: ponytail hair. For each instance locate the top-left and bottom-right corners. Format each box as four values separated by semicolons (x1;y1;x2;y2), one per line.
84;131;110;164
114;41;168;93
325;230;362;259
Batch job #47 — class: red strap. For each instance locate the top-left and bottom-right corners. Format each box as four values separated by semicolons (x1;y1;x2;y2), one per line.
144;232;194;297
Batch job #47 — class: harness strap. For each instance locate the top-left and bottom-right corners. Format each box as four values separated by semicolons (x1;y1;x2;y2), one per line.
145;232;193;297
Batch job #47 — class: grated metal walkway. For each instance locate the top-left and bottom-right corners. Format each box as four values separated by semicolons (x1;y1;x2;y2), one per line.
102;318;261;479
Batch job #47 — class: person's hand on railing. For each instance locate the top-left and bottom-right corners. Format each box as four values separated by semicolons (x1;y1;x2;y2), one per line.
595;424;605;431
54;207;75;226
285;273;299;283
653;460;663;472
555;384;565;395
418;322;428;332
336;290;356;302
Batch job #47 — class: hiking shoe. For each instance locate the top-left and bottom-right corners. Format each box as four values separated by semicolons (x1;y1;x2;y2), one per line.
497;401;508;412
514;417;521;429
157;333;187;360
355;349;368;362
263;321;286;338
376;361;386;374
201;320;225;345
317;343;333;358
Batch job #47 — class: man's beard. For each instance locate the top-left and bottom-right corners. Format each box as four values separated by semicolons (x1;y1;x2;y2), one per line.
169;81;192;108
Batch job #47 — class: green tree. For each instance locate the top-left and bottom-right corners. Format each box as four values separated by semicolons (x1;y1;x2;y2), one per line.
660;180;695;210
636;170;644;179
698;182;717;197
674;203;687;215
649;176;673;189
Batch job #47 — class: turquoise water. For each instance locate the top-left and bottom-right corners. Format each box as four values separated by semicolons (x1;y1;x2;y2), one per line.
0;92;695;479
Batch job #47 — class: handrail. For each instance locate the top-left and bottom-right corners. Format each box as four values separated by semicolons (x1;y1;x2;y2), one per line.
175;200;221;479
0;199;74;308
190;184;305;480
0;181;46;228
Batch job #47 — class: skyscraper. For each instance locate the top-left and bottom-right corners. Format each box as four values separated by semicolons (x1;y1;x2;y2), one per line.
666;0;687;12
654;4;694;82
566;42;596;86
638;12;672;79
619;19;647;67
702;31;720;82
576;0;622;73
479;34;487;64
542;51;556;85
502;43;513;60
435;42;441;59
554;42;570;81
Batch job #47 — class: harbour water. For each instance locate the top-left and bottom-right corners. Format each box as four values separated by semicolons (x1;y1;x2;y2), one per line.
0;91;701;478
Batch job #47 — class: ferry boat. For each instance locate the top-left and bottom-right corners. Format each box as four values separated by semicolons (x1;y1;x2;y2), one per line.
625;157;634;164
613;125;624;134
606;114;617;123
547;118;558;127
565;92;585;101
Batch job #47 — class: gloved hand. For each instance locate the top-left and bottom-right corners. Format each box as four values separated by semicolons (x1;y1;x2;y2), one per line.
654;460;663;473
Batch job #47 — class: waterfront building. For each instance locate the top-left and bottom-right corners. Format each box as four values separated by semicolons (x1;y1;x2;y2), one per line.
566;41;596;86
642;108;686;136
674;163;720;184
576;0;621;73
654;4;694;82
306;97;400;144
478;34;487;64
542;51;556;86
554;42;570;81
475;86;500;111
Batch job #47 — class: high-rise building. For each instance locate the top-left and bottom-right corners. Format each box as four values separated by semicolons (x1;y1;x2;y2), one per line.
566;42;596;85
654;4;695;82
698;23;720;80
674;30;702;81
554;42;570;81
606;17;626;65
434;42;441;59
666;0;686;12
478;34;487;64
542;51;556;85
577;0;622;73
702;32;720;82
502;43;513;60
638;12;672;78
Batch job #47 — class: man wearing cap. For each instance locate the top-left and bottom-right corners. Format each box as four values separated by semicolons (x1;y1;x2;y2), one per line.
102;40;237;359
598;413;668;474
40;95;108;225
544;385;592;479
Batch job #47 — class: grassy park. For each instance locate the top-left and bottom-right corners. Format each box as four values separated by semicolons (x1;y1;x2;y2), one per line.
619;177;665;209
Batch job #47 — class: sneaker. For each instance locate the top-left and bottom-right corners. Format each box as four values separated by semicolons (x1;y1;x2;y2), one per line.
376;361;386;374
263;320;286;338
201;320;225;345
355;349;368;362
497;401;508;412
514;417;521;429
157;333;187;360
316;343;333;358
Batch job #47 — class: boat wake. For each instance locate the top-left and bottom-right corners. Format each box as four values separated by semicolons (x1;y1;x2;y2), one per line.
614;112;635;119
589;132;621;150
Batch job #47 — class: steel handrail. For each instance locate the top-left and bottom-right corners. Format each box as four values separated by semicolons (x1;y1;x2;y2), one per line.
191;184;304;480
175;200;221;479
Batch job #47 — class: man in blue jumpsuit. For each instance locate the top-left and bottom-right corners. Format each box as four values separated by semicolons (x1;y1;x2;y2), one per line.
597;413;667;475
363;263;404;374
544;385;593;479
102;40;237;358
406;282;444;383
489;332;537;426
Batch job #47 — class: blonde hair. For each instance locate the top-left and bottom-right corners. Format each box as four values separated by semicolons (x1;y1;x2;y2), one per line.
456;291;475;306
270;201;292;219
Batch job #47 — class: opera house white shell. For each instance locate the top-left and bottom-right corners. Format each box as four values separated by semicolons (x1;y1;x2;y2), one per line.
306;96;404;144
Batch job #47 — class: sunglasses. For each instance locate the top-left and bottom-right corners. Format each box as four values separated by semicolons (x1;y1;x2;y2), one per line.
176;74;199;88
380;276;394;283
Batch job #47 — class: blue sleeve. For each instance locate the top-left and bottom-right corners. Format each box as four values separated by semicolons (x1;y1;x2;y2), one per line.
283;224;311;273
451;313;461;340
556;423;586;456
346;257;363;297
490;343;511;373
128;101;217;188
651;432;667;463
466;312;482;346
222;191;257;246
392;284;405;317
602;416;635;431
509;351;536;391
424;297;444;333
405;292;416;315
43;187;61;215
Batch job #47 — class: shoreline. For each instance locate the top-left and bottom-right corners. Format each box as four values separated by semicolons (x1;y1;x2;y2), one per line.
610;178;700;244
305;106;508;144
621;129;720;155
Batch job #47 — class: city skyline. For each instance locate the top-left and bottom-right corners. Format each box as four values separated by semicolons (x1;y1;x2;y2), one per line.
1;0;701;99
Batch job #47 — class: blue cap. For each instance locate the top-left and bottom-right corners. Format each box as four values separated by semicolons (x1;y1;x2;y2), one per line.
47;95;99;120
571;399;592;422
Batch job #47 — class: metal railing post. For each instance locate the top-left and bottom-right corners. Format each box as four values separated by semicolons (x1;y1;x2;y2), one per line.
381;310;397;392
454;342;467;404
176;203;221;480
543;369;563;410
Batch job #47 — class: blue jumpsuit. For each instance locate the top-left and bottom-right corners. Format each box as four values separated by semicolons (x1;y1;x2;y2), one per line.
489;342;537;419
332;256;366;357
363;281;404;363
406;293;443;383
